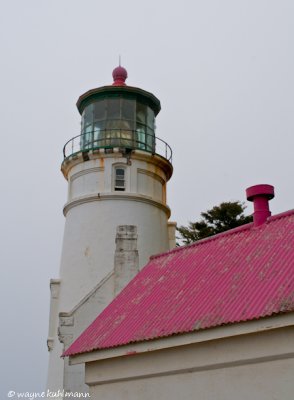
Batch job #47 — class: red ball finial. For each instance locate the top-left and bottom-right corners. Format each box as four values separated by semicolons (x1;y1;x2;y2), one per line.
112;65;128;86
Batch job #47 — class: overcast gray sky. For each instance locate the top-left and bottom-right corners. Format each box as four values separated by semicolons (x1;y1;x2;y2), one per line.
1;0;294;394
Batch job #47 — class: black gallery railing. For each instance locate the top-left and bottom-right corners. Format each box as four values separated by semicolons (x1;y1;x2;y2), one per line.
63;129;172;162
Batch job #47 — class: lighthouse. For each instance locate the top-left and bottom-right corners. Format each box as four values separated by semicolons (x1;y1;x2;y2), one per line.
46;66;175;393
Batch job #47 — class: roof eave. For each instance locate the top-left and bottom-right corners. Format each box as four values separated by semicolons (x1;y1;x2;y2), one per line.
76;85;161;116
68;312;294;365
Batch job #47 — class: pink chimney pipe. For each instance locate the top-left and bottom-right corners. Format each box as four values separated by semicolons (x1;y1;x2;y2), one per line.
246;184;275;227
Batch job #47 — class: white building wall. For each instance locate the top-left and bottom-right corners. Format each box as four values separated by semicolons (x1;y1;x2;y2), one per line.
57;226;139;396
59;272;114;395
84;324;294;400
89;358;294;400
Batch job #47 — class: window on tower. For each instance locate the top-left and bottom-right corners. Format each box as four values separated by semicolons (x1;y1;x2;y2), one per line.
114;167;125;191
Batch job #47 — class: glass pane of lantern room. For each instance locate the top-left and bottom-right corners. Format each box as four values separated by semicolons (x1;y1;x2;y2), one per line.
147;107;155;129
83;104;93;125
93;120;105;147
136;102;146;125
81;104;93;149
93;100;106;148
146;127;155;152
106;98;121;143
121;99;135;133
136;123;146;150
107;98;120;120
93;100;106;121
136;103;147;150
122;99;135;122
81;125;93;150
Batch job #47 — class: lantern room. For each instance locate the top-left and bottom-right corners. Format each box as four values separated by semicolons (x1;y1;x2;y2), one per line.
62;66;171;160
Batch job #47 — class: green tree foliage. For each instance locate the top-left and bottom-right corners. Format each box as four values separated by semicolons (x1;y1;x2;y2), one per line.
177;201;253;245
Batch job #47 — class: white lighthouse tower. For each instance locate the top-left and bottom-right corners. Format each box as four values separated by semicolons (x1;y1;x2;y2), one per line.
46;66;175;394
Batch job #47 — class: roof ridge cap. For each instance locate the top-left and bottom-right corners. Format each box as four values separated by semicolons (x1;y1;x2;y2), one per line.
150;208;294;261
150;221;254;260
267;208;294;222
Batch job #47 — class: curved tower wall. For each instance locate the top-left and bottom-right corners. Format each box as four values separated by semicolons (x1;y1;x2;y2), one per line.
59;150;172;311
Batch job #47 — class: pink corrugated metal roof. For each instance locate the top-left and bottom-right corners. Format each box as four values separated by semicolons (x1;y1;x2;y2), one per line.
64;210;294;357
